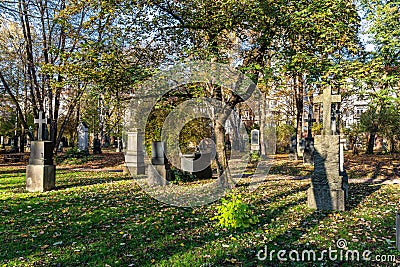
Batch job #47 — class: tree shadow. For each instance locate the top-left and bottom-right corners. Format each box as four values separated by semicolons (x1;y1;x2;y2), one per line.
55;174;133;190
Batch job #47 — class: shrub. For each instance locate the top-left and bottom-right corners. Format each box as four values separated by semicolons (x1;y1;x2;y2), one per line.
169;168;196;184
212;194;259;229
57;147;92;165
65;147;88;158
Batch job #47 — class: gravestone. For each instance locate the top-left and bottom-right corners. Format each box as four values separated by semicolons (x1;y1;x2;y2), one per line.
303;114;316;164
26;111;55;192
116;137;122;152
303;137;314;164
93;138;102;154
124;131;145;175
147;141;169;186
397;212;400;251
251;129;260;152
77;122;89;153
13;135;19;153
181;152;213;179
288;136;297;160
0;135;4;149
307;86;348;211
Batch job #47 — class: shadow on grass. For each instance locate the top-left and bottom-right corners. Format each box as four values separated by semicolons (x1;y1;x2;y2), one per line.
55;174;134;190
210;210;332;267
346;183;382;211
0;168;25;176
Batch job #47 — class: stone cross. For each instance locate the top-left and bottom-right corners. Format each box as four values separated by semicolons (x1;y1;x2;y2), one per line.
314;86;341;135
34;111;50;141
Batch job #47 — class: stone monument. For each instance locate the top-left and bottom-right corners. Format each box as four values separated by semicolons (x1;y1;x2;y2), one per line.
124;131;145;175
26;111;55;192
396;212;400;251
307;86;348;211
147;141;169;186
77;122;89;153
251;129;260;152
93;138;102;154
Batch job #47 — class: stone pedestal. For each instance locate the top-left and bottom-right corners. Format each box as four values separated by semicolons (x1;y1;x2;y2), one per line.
124;131;145;175
26;165;55;192
26;141;55;192
307;135;346;211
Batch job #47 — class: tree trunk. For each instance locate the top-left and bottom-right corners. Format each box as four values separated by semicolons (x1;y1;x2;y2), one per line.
366;126;377;154
260;92;267;156
20;125;25;153
294;74;304;160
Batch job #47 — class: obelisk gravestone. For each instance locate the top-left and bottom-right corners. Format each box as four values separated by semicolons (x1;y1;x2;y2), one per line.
26;111;55;192
307;86;347;211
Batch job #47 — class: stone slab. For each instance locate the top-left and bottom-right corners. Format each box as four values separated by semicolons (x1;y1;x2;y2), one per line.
26;165;55;192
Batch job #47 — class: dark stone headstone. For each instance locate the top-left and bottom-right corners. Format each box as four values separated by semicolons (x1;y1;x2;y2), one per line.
151;141;167;165
147;141;169;185
12;135;19;153
93;138;102;154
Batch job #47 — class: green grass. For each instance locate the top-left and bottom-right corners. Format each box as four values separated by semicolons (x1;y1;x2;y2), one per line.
0;167;399;266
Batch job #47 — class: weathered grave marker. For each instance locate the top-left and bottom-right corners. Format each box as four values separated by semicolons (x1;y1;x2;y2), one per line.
307;86;348;211
77;122;89;153
26;111;55;192
251;129;260;152
147;141;169;185
124;131;145;175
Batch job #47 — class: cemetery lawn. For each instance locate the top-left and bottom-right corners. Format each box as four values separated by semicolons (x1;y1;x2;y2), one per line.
1;154;400;266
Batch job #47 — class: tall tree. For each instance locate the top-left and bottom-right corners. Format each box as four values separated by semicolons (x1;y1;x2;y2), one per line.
357;0;400;153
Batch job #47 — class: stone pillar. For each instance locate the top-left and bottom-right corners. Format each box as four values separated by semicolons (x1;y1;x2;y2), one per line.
26;141;55;192
147;141;169;185
124;131;145;175
307;135;346;211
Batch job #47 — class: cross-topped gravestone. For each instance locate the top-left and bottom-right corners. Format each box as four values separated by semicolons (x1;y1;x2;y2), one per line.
34;111;50;141
314;85;341;136
27;110;55;192
308;85;348;211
